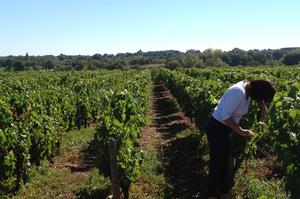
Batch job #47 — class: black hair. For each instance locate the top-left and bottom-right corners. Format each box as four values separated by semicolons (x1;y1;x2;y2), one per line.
248;79;276;103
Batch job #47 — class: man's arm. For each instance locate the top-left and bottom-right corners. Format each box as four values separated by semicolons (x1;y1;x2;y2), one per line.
224;117;254;138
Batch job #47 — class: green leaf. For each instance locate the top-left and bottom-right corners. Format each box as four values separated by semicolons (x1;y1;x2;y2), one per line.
289;109;299;119
275;101;283;108
113;119;122;128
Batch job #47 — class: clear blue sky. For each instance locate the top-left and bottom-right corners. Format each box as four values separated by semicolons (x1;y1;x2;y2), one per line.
1;0;300;56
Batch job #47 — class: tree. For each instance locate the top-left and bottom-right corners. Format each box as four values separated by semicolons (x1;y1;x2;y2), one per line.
283;50;300;65
13;60;25;71
227;48;249;66
43;60;55;70
205;57;227;67
1;59;13;68
113;60;129;70
247;50;267;65
165;58;180;69
92;54;102;60
181;54;203;67
273;50;283;60
25;53;30;62
136;50;143;56
201;49;214;61
74;60;89;70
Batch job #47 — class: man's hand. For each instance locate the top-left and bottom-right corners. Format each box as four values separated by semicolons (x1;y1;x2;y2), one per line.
240;129;254;138
223;117;254;138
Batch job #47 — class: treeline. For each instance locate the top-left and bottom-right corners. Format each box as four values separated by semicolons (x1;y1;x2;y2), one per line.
0;48;300;71
166;47;300;68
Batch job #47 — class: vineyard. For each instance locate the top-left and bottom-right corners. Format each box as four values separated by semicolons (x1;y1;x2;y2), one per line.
0;70;151;198
0;66;299;198
156;66;300;198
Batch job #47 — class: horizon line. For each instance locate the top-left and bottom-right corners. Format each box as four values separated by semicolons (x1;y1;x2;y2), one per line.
1;46;299;57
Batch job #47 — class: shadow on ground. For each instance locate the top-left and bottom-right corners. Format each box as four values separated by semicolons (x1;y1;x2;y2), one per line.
75;139;111;199
78;139;98;172
153;84;191;138
152;83;209;199
163;132;209;199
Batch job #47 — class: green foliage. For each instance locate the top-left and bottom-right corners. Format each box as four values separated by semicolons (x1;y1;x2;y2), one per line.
268;82;300;198
232;160;289;199
283;49;300;65
9;127;105;199
95;71;151;197
130;146;166;199
76;169;111;199
157;66;300;197
1;48;300;71
0;70;150;196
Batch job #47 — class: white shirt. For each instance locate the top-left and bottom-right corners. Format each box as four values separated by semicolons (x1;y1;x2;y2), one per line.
212;81;251;125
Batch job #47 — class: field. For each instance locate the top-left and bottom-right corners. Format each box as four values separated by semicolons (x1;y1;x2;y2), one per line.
0;66;299;199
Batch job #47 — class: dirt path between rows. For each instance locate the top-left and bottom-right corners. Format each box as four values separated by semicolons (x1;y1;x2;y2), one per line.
139;83;209;198
141;84;195;148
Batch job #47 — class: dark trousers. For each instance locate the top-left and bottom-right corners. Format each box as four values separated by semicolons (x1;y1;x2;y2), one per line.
206;117;232;196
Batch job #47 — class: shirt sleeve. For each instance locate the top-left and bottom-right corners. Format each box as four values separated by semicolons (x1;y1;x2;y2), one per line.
220;88;245;121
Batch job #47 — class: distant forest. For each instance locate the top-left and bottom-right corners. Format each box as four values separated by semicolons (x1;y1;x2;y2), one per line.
1;47;300;71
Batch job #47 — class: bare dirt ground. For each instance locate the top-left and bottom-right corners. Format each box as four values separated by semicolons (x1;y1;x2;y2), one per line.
48;134;97;199
49;83;208;199
140;84;195;148
139;83;209;198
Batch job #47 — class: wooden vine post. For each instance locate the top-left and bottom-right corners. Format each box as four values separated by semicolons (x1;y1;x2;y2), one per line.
108;137;121;199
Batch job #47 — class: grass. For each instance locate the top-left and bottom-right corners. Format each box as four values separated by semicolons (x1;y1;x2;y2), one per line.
130;128;209;199
61;128;95;149
232;159;290;199
14;164;87;199
130;146;167;199
76;169;111;199
12;127;111;199
57;127;95;161
9;121;288;199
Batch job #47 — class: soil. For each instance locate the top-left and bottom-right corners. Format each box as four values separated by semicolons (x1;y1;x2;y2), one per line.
140;84;195;147
49;83;208;199
50;138;97;199
139;83;209;198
